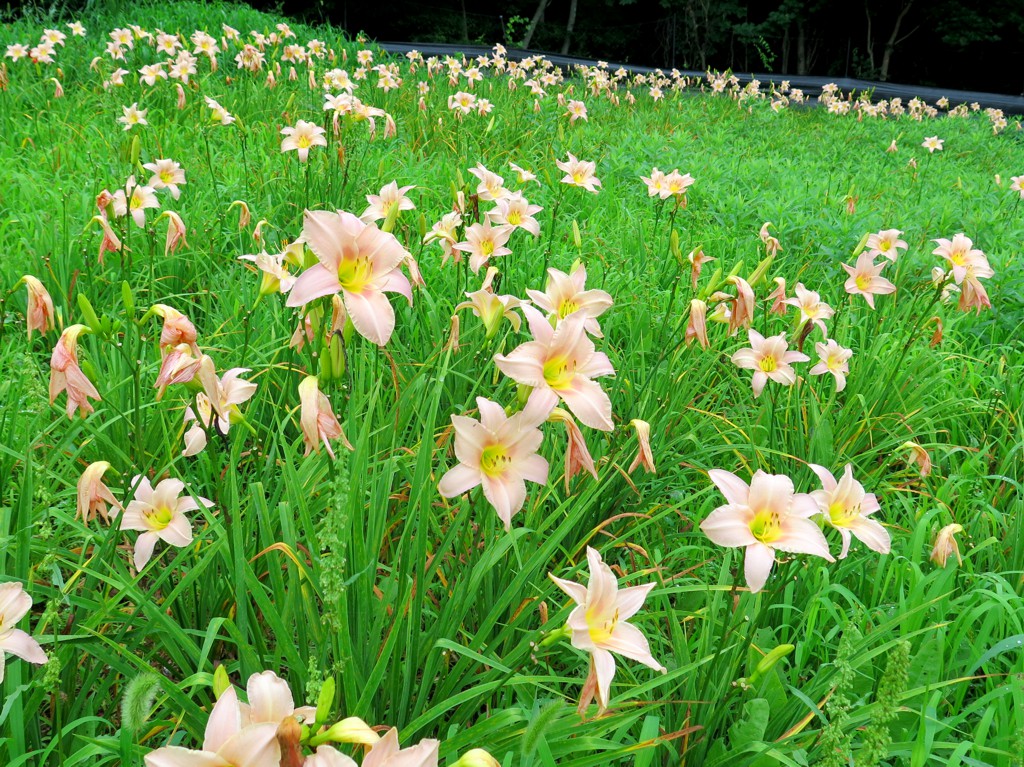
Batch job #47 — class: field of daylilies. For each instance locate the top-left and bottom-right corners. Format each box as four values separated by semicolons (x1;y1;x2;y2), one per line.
1;1;1023;765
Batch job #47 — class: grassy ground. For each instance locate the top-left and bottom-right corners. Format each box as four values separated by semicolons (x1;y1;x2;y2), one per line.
1;2;1023;766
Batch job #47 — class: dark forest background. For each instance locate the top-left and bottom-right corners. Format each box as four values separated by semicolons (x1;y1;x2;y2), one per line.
261;0;1024;95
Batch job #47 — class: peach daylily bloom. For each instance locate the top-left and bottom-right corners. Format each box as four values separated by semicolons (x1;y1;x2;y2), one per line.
143;158;186;199
119;476;212;570
76;461;122;523
494;305;616;431
930;523;963;567
50;324;101;418
842;252;895;309
182;367;258;455
730;329;808;398
641;167;666;198
298;375;352;458
700;469;833;593
0;582;48;683
118;102;147;130
280;120;327;162
486;192;543;237
437;395;550;530
526;263;613;337
808;464;889;559
238;670;317;728
363;728;439;767
454;289;523;339
549;546;665;713
808;339;853;392
556;152;602;193
510;162;538;185
238;250;297;296
112;176;159;228
866;229;908;262
286;210;413;347
20;275;55;338
921;136;944;152
143;688;280;767
360;181;416;224
1010;175;1024;199
468;163;509;201
931;233;992;285
453;220;513;274
784;283;834;336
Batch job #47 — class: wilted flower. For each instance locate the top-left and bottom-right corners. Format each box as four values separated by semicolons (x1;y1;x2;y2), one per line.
19;275;55;338
685;299;709;349
930;523;963;567
298;375;352;458
901;441;932;477
548;407;598;490
50;324;101;418
76;461;122;523
627;419;655;474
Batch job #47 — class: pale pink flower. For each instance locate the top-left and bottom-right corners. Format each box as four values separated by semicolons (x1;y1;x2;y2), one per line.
485;192;542;236
76;461;121;523
119;476;212;570
143;687;280;767
50;324;101;418
360;181;416;224
0;582;48;683
784;283;834;336
700;470;833;593
808;339;852;392
808;464;889;558
467;163;508;201
549;547;665;713
453;220;513;274
526;263;613;337
866;229;908;261
112;176;159;228
143;158;186;199
661;170;695;202
238;670;317;727
731;329;808;398
286;210;412;346
183;367;258;454
363;728;438;767
118;102;147;130
930;523;963;567
510;162;537;184
454;288;523;339
921;136;944;152
565;99;587;122
280;120;327;162
299;376;352;458
1010;175;1024;199
239;250;297;295
556;152;602;193
842;253;896;309
494;305;615;431
931;233;992;285
437;395;550;530
20;275;55;338
641;167;666;197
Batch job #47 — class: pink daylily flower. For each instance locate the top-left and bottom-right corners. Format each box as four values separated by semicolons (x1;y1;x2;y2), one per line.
526;263;613;338
842;253;896;309
549;547;665;713
556;152;602;193
730;329;809;398
144;687;280;767
360;181;416;224
494;305;615;431
452;220;512;274
363;728;439;767
866;229;908;261
119;476;213;570
700;470;834;593
438;395;550;530
286;210;412;347
485;192;543;236
784;283;834;336
280;120;327;162
0;582;48;683
931;233;993;285
238;671;317;727
808;339;853;392
808;464;890;559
